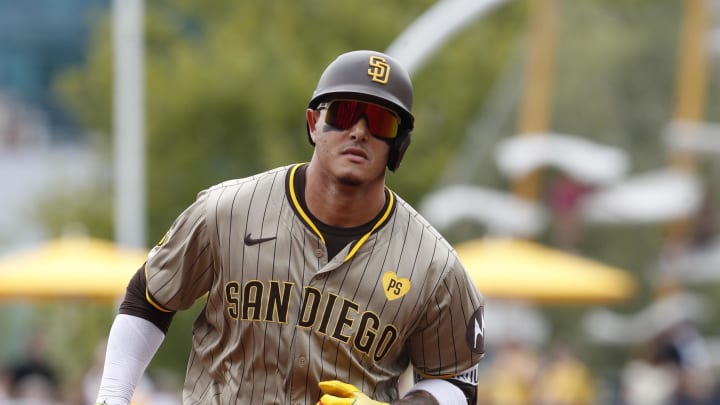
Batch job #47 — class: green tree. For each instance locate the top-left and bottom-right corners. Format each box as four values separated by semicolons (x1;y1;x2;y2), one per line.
57;0;524;237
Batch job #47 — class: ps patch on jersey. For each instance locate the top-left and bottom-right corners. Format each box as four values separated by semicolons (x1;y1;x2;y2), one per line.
381;271;410;301
465;306;485;354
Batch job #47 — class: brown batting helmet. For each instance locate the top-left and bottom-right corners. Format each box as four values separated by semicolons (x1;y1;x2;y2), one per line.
307;50;415;171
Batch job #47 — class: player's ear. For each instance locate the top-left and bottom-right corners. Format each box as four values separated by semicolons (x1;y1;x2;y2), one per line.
306;108;321;144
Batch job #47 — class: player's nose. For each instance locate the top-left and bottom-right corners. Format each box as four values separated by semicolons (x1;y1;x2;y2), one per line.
348;116;371;141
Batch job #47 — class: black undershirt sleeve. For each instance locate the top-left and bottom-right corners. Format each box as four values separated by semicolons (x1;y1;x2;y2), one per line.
118;264;176;334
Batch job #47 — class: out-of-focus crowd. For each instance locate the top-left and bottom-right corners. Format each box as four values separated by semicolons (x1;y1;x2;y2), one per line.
0;335;180;405
476;321;718;405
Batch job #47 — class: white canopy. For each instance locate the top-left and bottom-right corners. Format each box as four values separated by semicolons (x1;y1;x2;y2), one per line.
580;169;703;224
418;184;547;237
495;133;630;185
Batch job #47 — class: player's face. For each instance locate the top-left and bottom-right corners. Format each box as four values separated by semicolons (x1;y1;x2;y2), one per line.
307;102;390;187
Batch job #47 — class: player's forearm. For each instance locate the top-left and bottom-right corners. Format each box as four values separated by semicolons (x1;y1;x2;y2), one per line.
404;377;473;405
394;390;439;404
95;314;165;405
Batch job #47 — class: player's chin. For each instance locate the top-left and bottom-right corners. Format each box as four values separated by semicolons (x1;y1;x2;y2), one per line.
339;162;386;186
337;172;364;187
338;176;365;187
332;162;366;185
332;155;386;185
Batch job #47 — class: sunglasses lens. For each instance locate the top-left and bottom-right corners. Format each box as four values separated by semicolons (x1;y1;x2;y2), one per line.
325;100;399;139
364;104;399;139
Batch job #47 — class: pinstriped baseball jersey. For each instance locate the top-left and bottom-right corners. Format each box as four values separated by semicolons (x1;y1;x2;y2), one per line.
144;163;484;404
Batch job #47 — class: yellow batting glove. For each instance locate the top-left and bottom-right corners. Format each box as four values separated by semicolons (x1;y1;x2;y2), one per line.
317;380;389;405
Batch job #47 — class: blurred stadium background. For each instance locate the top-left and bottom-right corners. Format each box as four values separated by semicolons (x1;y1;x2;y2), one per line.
1;0;720;404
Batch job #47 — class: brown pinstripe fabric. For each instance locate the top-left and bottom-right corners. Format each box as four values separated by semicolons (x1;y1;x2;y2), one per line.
145;164;484;404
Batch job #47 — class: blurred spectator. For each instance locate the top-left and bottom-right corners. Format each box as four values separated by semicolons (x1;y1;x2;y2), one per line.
621;321;715;405
478;341;540;405
0;368;10;400
546;175;593;252
688;194;718;249
621;345;678;405
532;345;595;405
656;322;715;405
6;330;59;402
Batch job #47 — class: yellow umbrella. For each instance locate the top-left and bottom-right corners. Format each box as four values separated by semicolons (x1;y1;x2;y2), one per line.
0;237;147;301
455;238;636;304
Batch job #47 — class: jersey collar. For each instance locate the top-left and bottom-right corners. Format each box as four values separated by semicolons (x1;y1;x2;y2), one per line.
286;163;395;262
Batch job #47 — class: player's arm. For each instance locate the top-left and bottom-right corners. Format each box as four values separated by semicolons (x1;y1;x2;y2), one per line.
394;391;439;404
94;265;176;405
407;366;479;405
117;264;176;332
405;259;484;405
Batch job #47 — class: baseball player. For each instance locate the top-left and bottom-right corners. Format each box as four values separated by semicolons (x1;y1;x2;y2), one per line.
94;50;484;405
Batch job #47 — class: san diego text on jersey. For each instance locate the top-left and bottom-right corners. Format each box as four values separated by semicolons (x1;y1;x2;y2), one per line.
225;279;399;361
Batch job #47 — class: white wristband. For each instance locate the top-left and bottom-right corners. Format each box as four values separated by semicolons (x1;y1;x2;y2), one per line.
95;314;165;405
407;378;466;405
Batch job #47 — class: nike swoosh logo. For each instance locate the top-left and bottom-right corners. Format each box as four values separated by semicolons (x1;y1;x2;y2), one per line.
244;233;277;246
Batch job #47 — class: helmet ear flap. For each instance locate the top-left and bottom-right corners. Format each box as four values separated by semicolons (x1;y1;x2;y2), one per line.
387;131;411;172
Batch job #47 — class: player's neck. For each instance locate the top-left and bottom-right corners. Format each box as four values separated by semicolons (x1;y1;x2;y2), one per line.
304;165;387;228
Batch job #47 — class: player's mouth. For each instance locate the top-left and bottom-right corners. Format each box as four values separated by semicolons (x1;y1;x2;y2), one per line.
341;147;368;162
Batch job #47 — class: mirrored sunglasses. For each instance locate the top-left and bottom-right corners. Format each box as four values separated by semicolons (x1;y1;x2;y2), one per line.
318;99;401;140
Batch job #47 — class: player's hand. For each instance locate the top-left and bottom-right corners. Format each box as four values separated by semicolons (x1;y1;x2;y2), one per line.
317;380;389;405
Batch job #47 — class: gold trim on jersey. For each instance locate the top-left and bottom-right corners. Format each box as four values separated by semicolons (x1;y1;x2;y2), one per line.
144;263;174;313
289;164;326;244
344;191;393;262
287;163;395;263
